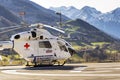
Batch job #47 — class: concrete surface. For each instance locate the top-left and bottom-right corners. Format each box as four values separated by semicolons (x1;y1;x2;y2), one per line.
0;63;120;80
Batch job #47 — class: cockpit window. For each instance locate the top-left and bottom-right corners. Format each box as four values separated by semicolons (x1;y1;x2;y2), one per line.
57;41;68;52
60;45;68;52
39;41;52;48
31;31;36;38
66;43;69;46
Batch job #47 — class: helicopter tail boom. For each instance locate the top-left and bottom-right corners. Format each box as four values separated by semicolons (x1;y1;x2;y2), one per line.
0;41;13;50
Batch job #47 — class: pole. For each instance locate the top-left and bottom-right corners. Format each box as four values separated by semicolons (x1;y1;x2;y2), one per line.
56;12;62;27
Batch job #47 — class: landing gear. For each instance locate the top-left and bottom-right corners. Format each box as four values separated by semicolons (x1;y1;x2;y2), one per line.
52;60;66;66
61;61;66;66
59;61;66;66
25;58;66;67
30;60;66;67
26;61;30;66
33;59;54;67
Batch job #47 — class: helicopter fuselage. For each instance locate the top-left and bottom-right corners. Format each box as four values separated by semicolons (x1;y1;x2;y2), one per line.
10;28;74;65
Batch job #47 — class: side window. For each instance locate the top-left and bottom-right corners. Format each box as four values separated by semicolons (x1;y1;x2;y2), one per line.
40;36;43;39
39;41;52;48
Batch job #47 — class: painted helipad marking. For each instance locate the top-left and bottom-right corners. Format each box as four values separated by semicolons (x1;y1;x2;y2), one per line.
114;68;120;69
2;69;120;77
70;67;87;72
0;66;23;69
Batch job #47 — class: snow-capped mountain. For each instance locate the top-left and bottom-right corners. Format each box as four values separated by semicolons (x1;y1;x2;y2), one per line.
50;6;80;19
50;6;120;39
50;6;101;20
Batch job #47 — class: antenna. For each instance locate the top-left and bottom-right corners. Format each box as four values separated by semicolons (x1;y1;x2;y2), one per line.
19;6;26;25
56;12;62;28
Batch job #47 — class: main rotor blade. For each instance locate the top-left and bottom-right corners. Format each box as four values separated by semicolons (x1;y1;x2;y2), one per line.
29;23;65;33
44;24;65;33
0;27;23;34
0;25;21;30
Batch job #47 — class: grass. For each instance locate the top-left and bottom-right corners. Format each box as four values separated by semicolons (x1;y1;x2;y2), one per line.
69;54;83;63
0;55;25;66
105;50;118;54
72;41;95;50
73;45;81;50
65;26;80;32
91;42;110;46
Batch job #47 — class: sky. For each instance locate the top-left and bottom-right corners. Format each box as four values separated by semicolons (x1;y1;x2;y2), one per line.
30;0;120;13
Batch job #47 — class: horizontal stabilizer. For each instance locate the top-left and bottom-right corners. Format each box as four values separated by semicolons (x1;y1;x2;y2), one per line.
0;41;13;50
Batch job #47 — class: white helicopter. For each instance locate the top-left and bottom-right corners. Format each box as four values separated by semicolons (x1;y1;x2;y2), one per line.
0;23;75;66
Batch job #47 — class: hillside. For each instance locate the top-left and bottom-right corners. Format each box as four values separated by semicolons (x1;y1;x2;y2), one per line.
0;0;69;25
65;19;115;44
64;19;118;62
0;4;21;27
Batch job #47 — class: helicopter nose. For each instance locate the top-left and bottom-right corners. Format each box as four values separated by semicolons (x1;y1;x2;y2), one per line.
68;47;77;56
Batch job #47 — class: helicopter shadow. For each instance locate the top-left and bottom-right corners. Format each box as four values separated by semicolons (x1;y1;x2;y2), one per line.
24;65;87;71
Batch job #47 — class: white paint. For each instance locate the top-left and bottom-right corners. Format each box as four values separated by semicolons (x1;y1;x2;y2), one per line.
114;68;120;69
0;66;25;70
70;67;86;72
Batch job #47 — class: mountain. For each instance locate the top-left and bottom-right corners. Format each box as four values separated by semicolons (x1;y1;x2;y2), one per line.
50;6;101;20
0;0;69;25
65;19;115;44
89;7;120;39
50;6;120;39
0;4;21;27
50;6;80;20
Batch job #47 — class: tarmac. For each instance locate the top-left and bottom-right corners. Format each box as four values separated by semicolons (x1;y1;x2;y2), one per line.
0;63;120;80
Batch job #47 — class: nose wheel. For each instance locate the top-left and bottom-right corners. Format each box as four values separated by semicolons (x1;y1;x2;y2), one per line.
52;60;66;66
26;61;30;66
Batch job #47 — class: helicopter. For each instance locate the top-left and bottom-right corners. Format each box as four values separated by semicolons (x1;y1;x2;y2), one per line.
0;23;76;66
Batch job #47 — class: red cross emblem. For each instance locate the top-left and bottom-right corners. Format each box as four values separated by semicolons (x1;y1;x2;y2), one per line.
24;43;30;49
